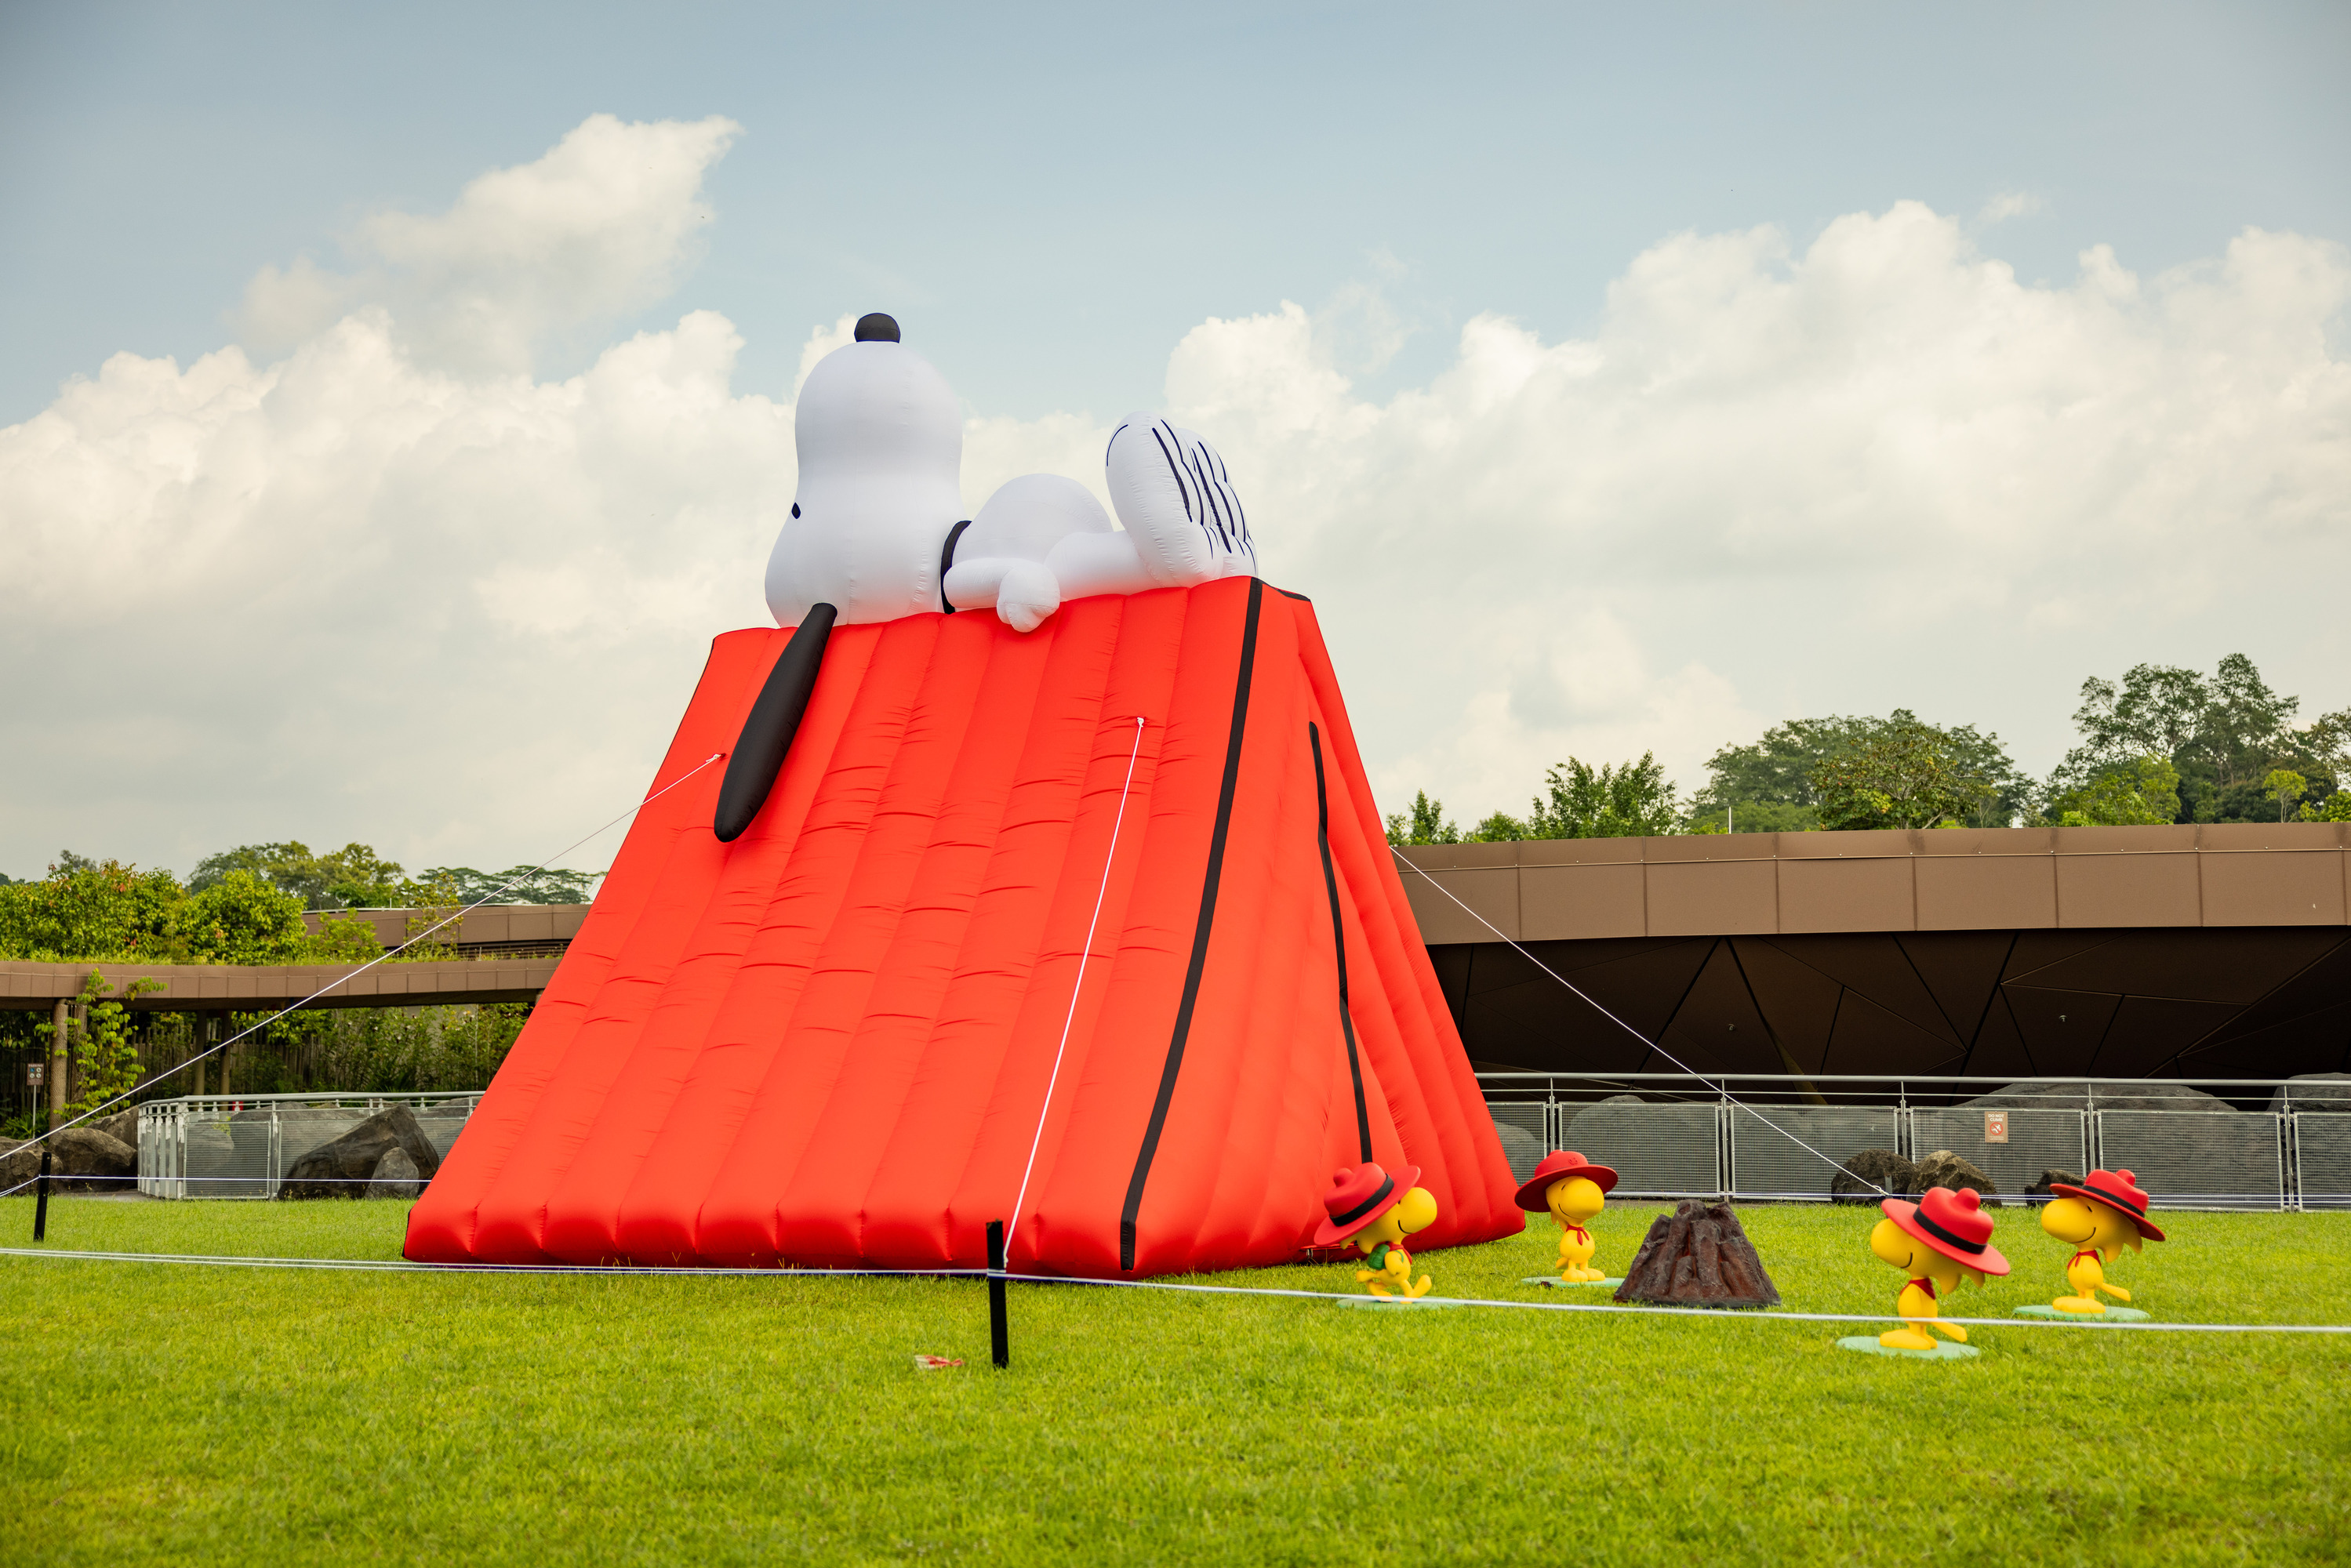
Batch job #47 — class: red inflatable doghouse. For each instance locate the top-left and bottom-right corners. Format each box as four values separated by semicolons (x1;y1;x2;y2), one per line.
404;578;1523;1273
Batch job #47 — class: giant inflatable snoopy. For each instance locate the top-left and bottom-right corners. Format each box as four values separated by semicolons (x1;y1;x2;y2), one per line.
716;312;1260;840
765;311;1255;633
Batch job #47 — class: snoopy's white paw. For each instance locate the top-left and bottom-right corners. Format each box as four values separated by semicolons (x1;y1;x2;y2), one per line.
1106;414;1255;587
995;560;1061;633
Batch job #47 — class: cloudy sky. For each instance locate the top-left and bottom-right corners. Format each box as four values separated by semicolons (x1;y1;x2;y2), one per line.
3;2;2348;881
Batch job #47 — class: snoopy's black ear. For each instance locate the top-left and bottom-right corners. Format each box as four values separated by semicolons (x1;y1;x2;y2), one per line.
854;313;900;343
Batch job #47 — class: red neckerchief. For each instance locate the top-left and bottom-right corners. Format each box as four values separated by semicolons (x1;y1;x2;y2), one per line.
2070;1249;2100;1269
1562;1224;1591;1244
1903;1276;1936;1303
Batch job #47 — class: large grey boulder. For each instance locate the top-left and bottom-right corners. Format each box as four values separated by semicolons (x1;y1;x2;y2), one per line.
1487;1114;1543;1182
1960;1080;2276;1201
371;1146;426;1200
279;1107;442;1200
0;1127;137;1193
1912;1149;1999;1197
1830;1147;1917;1205
2270;1073;2351;1115
89;1106;141;1149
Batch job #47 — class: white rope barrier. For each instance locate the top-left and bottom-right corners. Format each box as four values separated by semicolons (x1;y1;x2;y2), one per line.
0;1247;979;1277
2;1245;2341;1335
999;1269;2351;1335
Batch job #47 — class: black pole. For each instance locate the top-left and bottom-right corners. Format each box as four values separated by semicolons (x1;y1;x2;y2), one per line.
33;1149;52;1241
987;1218;1008;1369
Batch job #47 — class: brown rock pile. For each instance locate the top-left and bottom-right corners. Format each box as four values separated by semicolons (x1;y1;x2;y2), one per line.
1911;1149;1998;1196
0;1126;138;1193
280;1108;442;1200
1829;1147;1917;1204
1615;1200;1781;1308
2026;1168;2082;1198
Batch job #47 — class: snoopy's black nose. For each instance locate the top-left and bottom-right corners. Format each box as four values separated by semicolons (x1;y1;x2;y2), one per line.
854;313;900;343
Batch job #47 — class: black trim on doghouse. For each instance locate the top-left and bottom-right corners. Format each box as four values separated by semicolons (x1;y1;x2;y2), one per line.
1310;721;1374;1161
1120;577;1263;1269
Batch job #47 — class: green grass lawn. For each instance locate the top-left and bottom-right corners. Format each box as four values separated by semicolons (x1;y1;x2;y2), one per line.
3;1196;2346;1566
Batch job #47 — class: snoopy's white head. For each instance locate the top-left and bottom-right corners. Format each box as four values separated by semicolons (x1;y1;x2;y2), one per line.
765;312;966;627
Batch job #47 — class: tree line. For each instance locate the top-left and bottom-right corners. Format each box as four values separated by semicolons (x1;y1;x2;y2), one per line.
1387;653;2351;844
0;841;598;967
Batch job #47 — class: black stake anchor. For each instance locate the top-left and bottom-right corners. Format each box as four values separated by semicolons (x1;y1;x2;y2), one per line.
987;1218;1009;1369
33;1149;51;1241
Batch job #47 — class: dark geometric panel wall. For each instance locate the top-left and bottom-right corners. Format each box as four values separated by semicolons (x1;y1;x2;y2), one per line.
1431;927;2351;1083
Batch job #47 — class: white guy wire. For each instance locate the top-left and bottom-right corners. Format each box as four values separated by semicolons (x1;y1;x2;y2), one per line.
1389;846;1893;1194
4;751;725;1188
1008;716;1148;1251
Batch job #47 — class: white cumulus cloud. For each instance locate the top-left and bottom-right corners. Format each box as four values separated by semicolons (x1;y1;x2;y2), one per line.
2;132;2346;882
238;113;741;375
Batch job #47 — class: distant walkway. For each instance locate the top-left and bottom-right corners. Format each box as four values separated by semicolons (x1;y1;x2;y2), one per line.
0;903;587;1011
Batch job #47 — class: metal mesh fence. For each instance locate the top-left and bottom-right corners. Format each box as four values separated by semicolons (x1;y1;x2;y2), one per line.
1907;1108;2088;1199
1728;1105;1902;1202
2292;1115;2351;1211
137;1093;480;1200
1558;1099;1723;1198
2094;1111;2285;1211
1477;1073;2345;1210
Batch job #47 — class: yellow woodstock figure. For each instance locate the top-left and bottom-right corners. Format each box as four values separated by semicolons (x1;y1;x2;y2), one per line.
1513;1150;1618;1280
1314;1161;1438;1298
2040;1168;2164;1315
1867;1186;2009;1350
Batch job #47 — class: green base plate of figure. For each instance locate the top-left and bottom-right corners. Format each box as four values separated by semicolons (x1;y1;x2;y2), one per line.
1837;1335;1979;1360
2012;1305;2150;1323
1522;1276;1625;1288
1330;1294;1466;1308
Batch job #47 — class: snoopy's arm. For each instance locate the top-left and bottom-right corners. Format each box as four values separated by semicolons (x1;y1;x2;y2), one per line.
943;557;1015;612
1045;531;1186;601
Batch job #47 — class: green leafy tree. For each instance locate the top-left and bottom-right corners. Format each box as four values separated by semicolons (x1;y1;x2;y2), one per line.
2051;655;2313;823
170;871;312;964
1692;712;2025;830
2049;755;2181;827
191;840;409;909
2264;769;2308;823
2300;791;2351;823
415;865;598;904
1526;754;1681;839
1384;791;1462;847
398;870;467;960
0;860;187;963
1811;720;1995;829
45;971;165;1116
309;912;386;964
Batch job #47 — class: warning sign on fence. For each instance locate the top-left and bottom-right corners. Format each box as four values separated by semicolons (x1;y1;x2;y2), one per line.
1984;1110;2009;1144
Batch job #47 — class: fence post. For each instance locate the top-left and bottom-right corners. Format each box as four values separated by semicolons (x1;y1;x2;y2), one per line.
33;1149;51;1241
987;1218;1009;1370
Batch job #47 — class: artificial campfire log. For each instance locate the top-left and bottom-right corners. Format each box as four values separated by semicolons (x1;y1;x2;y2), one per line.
1614;1200;1781;1308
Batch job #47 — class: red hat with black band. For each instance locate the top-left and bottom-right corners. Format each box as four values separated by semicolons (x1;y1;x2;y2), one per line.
1880;1185;2011;1275
1313;1161;1421;1247
1512;1149;1619;1211
2048;1168;2165;1243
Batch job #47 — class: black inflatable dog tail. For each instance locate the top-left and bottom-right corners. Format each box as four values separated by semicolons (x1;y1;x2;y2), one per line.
714;603;836;843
